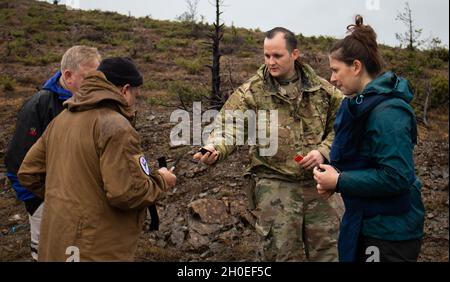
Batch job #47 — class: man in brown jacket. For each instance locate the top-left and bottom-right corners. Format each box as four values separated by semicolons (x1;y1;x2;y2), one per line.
18;57;176;261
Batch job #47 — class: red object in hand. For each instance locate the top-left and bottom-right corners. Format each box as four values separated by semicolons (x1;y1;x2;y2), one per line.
294;154;304;163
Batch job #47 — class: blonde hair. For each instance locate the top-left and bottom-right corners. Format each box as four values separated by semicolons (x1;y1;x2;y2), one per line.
60;45;101;72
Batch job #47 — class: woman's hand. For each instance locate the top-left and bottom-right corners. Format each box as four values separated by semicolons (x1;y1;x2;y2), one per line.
313;164;340;200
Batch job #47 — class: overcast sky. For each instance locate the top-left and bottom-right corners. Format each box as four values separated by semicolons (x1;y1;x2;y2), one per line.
42;0;449;47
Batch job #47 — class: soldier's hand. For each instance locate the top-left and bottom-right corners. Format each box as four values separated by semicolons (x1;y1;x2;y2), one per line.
158;167;177;190
193;145;219;165
298;150;325;170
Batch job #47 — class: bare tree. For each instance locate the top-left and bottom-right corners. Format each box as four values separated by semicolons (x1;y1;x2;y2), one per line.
53;0;59;5
422;81;431;127
176;0;200;23
395;2;424;51
206;0;225;109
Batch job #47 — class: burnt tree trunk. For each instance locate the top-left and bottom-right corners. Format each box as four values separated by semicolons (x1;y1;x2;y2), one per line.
208;0;224;109
423;81;431;127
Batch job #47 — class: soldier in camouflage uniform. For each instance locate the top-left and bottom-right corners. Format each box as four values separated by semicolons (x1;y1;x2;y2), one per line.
194;27;344;261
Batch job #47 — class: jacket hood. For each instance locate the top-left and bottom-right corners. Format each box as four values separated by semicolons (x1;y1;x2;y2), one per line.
64;71;135;120
362;71;414;103
42;71;73;101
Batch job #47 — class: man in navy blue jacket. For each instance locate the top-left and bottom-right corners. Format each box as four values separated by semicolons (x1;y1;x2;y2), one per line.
4;45;101;261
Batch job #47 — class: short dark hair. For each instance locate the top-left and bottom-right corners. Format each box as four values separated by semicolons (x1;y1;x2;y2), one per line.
265;27;298;53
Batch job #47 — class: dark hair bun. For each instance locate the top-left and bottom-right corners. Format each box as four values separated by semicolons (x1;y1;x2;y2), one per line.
355;15;363;26
347;15;365;32
330;14;384;77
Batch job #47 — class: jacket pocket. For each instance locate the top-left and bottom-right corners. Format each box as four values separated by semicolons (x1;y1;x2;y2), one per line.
73;216;96;254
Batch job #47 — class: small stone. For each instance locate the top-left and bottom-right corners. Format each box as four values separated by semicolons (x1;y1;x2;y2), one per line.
188;230;209;250
185;171;194;178
188;198;230;224
9;214;22;222
243;229;252;237
209;242;222;254
427;213;435;219
170;228;186;246
156;239;167;248
200;250;212;258
189;219;221;235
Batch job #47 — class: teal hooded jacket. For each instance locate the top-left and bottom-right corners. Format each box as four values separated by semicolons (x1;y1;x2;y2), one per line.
336;71;425;241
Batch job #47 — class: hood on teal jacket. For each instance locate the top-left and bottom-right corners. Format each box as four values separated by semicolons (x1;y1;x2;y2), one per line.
361;71;414;103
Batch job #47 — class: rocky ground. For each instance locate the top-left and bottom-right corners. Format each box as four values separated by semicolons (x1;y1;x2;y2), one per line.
0;89;448;262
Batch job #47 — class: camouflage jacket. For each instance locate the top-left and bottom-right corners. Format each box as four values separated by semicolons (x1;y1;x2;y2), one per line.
208;61;343;181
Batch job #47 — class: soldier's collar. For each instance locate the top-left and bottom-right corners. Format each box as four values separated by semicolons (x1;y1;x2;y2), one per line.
262;61;322;94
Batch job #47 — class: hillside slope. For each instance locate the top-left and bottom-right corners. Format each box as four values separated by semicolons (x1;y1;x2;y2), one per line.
0;0;448;262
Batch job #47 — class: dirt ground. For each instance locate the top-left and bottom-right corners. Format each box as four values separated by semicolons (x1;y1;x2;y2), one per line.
0;89;448;262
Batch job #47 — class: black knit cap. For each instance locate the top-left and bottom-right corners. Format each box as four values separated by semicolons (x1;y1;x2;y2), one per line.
97;57;143;87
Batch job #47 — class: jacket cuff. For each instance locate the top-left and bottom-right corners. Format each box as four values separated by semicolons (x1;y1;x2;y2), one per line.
206;143;225;162
153;171;167;194
317;145;330;163
335;173;342;194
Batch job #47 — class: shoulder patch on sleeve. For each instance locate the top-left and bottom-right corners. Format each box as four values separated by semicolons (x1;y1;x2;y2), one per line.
139;155;151;176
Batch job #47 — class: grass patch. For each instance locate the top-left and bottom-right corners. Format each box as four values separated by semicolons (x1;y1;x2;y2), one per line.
174;57;205;75
0;75;16;91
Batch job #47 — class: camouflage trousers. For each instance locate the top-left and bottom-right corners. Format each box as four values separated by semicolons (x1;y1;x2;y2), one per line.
252;177;342;262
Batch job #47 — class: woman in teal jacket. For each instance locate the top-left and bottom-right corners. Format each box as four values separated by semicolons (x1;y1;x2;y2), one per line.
313;15;424;262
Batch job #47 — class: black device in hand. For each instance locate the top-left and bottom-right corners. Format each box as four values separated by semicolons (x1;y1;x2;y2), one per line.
198;147;212;155
157;156;167;168
147;157;168;232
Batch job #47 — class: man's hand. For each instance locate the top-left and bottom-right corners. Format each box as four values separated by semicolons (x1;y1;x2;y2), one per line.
298;150;325;170
158;167;177;190
313;164;339;200
193;144;219;165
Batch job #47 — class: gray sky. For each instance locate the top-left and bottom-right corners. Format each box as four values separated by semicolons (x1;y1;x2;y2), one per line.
43;0;449;47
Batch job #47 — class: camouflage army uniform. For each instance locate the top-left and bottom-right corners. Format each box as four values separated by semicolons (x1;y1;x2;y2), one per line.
207;61;344;261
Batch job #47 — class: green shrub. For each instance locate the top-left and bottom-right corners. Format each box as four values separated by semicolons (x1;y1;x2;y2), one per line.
381;48;396;62
156;38;190;51
426;47;449;63
32;33;47;44
143;79;166;91
19;53;60;66
143;54;155;63
146;96;169;106
428;57;444;68
430;75;449;107
0;75;16;91
237;51;253;58
167;81;208;105
244;34;257;47
7;38;32;58
10;30;25;38
174;57;204;75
